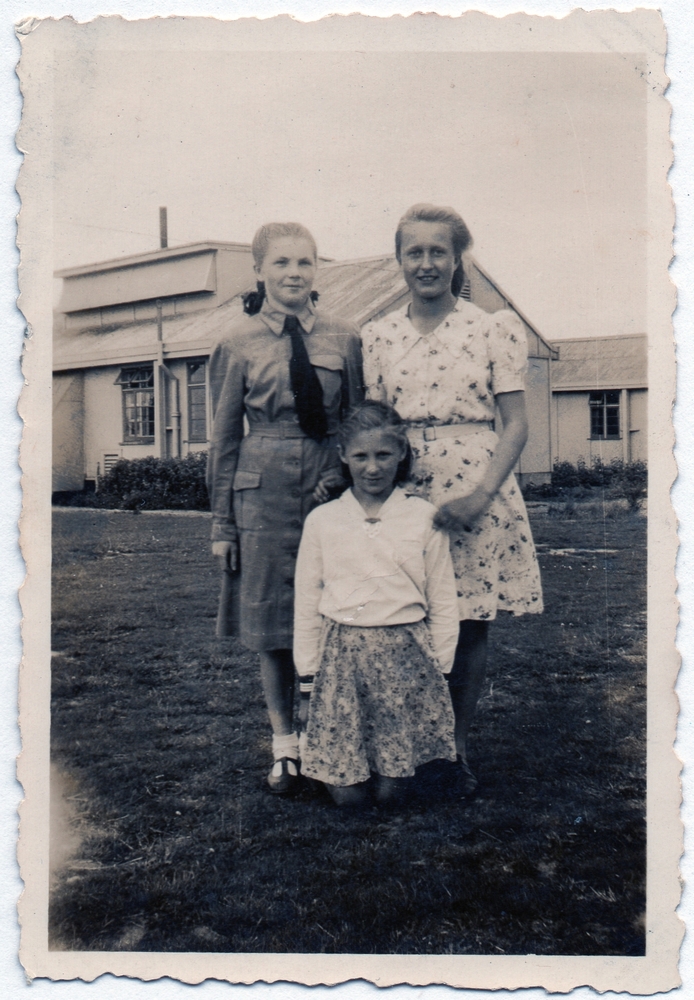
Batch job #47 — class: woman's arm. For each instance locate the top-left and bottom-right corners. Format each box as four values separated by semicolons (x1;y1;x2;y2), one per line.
434;390;528;533
293;514;327;679
207;337;246;561
423;526;460;673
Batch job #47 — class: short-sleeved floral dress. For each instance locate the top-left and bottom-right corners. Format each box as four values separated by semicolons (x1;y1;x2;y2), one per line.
361;300;543;621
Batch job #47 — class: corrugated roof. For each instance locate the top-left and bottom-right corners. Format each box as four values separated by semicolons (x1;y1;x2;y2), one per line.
313;256;408;327
551;334;647;390
54;298;245;370
54;251;559;372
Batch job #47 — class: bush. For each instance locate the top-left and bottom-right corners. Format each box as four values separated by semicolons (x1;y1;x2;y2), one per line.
93;453;210;511
523;457;647;510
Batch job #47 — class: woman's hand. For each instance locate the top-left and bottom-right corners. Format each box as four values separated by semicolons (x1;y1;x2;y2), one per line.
312;469;346;503
434;488;493;534
434;392;529;535
212;539;238;572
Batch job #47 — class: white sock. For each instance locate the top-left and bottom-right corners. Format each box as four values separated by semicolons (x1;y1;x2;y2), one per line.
271;732;299;777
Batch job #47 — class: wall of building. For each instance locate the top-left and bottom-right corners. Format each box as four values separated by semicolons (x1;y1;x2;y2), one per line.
515;357;551;484
552;389;648;467
56;247;258;336
56;357;213;487
628;388;648;463
165;358;212;456
83;367;143;482
53;372;85;491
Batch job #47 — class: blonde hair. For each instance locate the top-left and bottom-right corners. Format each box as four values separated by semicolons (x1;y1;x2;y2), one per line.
251;222;317;269
243;222;318;315
395;204;473;297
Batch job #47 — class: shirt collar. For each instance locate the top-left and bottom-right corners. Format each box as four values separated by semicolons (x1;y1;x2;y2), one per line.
341;485;409;519
259;295;317;336
402;298;473;359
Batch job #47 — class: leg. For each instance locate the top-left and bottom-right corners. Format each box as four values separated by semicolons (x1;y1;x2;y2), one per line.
326;781;372;808
259;649;299;794
448;620;489;761
259;648;295;735
374;775;411;806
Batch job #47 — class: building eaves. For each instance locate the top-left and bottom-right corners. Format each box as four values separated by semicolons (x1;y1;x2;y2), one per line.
54;242;252;278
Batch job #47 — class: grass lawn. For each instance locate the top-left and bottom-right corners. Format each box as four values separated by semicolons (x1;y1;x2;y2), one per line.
49;503;646;955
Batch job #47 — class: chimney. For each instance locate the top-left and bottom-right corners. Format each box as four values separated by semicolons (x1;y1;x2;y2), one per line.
159;206;168;249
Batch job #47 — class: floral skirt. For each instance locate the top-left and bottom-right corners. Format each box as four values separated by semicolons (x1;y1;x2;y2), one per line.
302;620;457;788
408;426;544;621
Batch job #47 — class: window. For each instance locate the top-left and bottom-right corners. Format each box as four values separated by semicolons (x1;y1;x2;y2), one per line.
589;391;620;440
117;366;155;443
187;360;208;442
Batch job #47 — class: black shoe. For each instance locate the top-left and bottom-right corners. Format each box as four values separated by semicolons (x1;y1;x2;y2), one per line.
267;757;301;796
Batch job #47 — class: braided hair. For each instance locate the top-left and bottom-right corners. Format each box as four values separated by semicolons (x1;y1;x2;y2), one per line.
394;203;473;298
242;221;320;315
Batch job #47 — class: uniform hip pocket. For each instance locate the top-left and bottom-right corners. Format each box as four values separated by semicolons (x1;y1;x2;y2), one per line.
233;470;262;531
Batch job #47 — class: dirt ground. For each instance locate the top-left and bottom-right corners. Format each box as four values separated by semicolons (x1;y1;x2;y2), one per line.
49;503;646;955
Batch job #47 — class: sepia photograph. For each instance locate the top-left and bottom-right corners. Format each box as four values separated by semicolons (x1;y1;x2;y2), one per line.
15;9;679;991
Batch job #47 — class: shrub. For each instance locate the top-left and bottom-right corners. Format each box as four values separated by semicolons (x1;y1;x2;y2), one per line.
523;457;647;509
94;453;210;511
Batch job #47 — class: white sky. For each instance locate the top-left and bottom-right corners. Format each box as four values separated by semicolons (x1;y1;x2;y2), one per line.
53;49;647;341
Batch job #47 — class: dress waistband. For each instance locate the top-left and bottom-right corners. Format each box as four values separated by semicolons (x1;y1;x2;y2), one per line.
407;422;493;442
247;421;337;440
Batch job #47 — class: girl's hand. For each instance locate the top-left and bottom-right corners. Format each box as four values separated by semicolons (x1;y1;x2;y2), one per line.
434;488;494;534
298;696;310;727
212;539;238;572
313;469;346;503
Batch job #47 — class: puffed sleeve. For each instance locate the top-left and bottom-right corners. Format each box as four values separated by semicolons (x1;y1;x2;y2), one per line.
422;523;459;674
488;309;528;396
360;321;388;402
293;509;326;677
206;334;245;543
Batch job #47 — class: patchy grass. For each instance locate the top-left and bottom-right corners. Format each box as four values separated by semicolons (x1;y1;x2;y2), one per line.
50;505;646;955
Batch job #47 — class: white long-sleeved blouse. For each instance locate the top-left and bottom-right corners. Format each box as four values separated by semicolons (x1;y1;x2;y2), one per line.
293;487;459;677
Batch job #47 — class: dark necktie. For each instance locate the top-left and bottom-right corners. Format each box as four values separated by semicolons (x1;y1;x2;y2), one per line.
284;314;328;442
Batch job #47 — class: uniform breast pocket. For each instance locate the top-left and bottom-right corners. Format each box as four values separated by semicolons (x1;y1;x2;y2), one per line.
310;354;344;412
232;470;262;531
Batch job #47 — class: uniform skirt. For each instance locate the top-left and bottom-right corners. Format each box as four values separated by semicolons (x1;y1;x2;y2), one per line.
301;619;457;787
225;425;340;652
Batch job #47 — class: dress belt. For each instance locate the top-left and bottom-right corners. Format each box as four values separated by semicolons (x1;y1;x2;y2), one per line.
408;422;493;442
247;421;337;439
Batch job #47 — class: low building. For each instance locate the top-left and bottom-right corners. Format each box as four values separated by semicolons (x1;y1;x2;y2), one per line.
550;334;647;467
58;240;633;498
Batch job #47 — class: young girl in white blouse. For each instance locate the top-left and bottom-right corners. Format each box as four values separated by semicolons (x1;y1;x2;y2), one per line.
294;401;459;807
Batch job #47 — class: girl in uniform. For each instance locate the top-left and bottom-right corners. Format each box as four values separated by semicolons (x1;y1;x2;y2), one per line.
207;221;364;795
361;204;543;795
294;401;458;807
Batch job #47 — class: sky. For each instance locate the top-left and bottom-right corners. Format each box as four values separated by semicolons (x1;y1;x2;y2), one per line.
52;49;647;341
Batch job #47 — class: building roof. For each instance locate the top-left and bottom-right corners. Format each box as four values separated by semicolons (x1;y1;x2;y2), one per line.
551;334;647;391
54;241;256;279
53;249;558;370
54;297;246;371
313;253;558;359
312;256;408;327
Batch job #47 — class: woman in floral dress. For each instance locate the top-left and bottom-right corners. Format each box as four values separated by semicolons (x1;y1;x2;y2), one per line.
361;203;543;793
